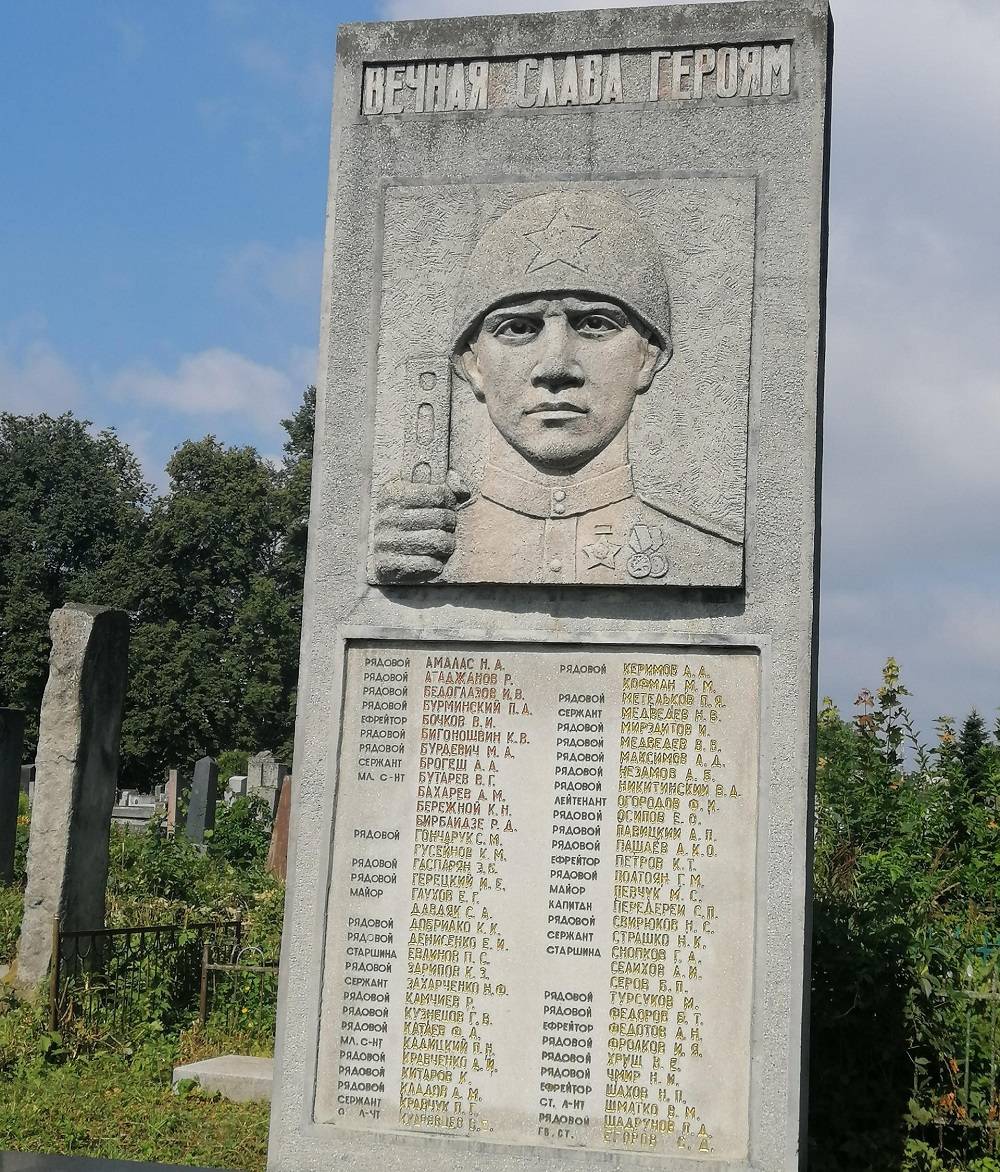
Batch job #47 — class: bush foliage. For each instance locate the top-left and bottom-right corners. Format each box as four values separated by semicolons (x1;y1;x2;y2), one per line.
810;660;1000;1171
0;796;280;1170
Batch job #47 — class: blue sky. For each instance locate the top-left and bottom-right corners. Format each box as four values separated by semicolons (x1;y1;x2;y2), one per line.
2;0;999;735
1;1;370;468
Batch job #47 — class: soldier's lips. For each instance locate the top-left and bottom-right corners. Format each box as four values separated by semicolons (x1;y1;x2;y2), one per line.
524;403;587;415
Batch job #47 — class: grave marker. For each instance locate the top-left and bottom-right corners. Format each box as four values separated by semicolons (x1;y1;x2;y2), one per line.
15;605;129;991
266;775;291;882
0;709;26;885
165;768;180;834
186;756;218;846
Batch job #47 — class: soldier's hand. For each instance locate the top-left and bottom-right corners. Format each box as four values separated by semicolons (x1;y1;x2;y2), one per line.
373;470;471;583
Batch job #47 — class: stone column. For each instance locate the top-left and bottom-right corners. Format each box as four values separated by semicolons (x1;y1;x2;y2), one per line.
0;709;26;885
15;605;129;992
186;756;218;845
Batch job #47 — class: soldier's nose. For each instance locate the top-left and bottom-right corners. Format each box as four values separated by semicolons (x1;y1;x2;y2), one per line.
530;321;584;392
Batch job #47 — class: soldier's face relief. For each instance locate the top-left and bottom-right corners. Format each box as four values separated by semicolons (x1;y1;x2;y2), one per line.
455;294;665;475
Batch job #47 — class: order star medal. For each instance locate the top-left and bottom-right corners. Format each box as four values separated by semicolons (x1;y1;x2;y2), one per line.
583;534;621;571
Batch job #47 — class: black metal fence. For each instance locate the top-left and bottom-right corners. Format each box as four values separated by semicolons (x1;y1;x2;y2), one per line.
199;943;279;1037
50;916;243;1034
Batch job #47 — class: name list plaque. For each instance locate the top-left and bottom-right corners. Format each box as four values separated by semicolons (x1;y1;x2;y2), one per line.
315;640;760;1162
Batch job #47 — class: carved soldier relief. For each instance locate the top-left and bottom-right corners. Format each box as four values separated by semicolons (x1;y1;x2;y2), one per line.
370;180;755;586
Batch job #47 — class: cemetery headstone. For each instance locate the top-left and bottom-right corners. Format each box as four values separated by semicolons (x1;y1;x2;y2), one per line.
19;764;35;798
186;756;218;845
266;775;291;882
0;708;26;885
165;768;180;834
227;774;248;802
270;5;830;1172
248;750;290;816
15;605;129;992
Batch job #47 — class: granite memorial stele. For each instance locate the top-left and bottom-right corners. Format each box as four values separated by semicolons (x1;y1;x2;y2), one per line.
270;3;830;1171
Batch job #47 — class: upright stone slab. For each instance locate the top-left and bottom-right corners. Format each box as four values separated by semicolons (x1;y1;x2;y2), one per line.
165;768;182;834
186;756;218;845
15;605;129;991
227;774;249;802
0;709;26;885
20;764;35;797
248;750;290;816
266;776;291;882
272;5;829;1172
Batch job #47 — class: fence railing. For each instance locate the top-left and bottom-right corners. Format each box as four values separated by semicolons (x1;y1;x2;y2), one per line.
51;916;243;1033
199;943;279;1037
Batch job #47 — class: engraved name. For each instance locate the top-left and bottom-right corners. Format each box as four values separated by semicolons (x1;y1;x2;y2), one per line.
361;45;791;116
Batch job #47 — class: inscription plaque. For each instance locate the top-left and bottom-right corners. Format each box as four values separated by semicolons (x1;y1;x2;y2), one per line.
316;640;759;1161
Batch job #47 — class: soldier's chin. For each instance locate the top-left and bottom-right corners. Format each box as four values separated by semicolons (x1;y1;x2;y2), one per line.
516;435;604;474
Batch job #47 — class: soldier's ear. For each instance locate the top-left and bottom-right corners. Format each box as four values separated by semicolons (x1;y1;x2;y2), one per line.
635;335;673;394
451;343;487;402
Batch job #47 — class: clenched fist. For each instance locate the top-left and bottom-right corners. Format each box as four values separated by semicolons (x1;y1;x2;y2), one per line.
372;470;471;583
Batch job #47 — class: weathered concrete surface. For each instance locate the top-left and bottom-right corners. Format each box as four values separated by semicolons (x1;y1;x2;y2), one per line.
0;709;26;885
173;1055;273;1103
14;605;129;993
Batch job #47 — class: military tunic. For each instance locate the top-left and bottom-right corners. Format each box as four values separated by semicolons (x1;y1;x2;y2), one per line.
446;463;742;586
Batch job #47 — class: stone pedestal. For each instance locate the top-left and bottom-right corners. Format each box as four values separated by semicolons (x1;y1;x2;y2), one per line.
15;605;129;992
0;708;26;885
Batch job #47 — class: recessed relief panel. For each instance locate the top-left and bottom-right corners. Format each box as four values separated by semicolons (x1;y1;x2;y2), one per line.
369;179;755;588
315;640;759;1161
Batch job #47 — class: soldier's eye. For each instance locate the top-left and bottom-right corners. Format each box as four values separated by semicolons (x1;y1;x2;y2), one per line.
493;316;541;341
574;314;621;337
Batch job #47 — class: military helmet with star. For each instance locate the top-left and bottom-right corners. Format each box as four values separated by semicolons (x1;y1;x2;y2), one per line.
452;190;672;362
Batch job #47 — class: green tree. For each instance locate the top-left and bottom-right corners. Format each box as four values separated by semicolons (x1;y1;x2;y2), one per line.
0;413;150;749
119;388;314;784
958;710;991;800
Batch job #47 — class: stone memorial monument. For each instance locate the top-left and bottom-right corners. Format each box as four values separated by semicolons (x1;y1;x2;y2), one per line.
271;4;830;1172
15;605;129;991
186;756;218;846
0;709;26;885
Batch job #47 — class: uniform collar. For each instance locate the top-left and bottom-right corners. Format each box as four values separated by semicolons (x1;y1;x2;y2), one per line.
480;462;634;519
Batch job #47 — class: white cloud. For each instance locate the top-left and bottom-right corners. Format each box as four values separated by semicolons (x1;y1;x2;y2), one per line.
234;37;331;103
107;348;299;432
220;239;323;309
109;15;145;63
0;334;83;415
